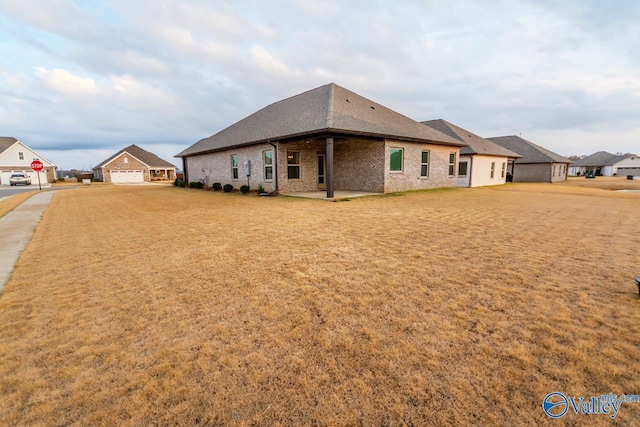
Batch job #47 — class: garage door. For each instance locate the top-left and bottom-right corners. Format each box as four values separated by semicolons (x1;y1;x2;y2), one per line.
110;170;144;183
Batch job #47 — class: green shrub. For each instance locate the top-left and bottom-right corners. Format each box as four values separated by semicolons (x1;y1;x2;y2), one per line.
223;184;233;193
257;184;265;193
212;182;222;191
195;181;204;189
174;178;184;187
189;181;198;188
240;185;250;194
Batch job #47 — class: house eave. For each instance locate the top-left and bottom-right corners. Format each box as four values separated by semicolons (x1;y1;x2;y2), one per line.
176;128;467;158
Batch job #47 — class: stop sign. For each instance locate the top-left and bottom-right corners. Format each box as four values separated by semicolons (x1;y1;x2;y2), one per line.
31;160;44;171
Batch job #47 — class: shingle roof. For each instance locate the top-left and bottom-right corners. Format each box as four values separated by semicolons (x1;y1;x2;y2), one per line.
486;135;572;164
570;151;613;167
0;137;19;154
176;83;466;157
571;151;638;167
421;119;521;158
94;144;176;169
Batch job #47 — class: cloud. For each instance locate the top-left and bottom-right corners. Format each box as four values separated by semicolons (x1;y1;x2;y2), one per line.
0;0;638;170
34;67;98;96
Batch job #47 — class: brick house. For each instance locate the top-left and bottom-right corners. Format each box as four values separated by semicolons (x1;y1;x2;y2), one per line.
486;135;572;183
0;137;57;185
176;83;466;197
422;120;521;187
93;144;177;183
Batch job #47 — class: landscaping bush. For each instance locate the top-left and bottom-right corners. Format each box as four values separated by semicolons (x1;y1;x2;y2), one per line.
223;184;234;193
212;182;222;191
257;184;265;194
189;181;198;188
174;178;184;187
240;185;250;194
195;181;204;189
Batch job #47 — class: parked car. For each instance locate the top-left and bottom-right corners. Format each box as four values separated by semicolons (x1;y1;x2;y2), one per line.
9;173;31;186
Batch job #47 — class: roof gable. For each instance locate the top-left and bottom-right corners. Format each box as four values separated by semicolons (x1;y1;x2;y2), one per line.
0;137;19;154
0;137;57;167
176;83;465;157
486;135;571;164
94;144;176;169
422;120;521;158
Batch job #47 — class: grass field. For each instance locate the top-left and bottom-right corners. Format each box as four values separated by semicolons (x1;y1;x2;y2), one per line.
1;178;640;425
0;190;38;218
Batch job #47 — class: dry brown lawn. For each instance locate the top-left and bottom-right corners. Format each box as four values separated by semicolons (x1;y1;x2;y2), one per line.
1;179;640;425
0;191;38;219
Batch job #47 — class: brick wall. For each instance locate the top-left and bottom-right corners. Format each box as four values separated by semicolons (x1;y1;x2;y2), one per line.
513;163;550;182
185;138;463;194
512;163;568;182
383;140;460;192
333;138;385;192
277;140;322;193
186;143;276;192
103;153;149;182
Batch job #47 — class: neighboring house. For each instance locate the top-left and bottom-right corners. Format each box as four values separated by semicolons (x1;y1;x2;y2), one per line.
568;151;640;177
0;137;57;186
93;144;177;183
422;119;521;187
176;83;467;197
486;136;572;183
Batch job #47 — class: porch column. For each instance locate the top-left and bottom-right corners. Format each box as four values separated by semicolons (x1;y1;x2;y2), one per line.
326;137;334;198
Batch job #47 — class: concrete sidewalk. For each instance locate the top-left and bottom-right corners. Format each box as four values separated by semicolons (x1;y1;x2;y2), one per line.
0;191;55;294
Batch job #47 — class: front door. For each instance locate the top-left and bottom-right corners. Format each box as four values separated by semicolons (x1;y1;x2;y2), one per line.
317;154;326;190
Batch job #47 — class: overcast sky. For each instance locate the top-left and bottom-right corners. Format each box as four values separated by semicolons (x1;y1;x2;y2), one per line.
1;1;639;170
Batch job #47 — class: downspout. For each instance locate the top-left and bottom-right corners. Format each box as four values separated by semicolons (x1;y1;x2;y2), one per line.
267;140;279;194
468;156;473;188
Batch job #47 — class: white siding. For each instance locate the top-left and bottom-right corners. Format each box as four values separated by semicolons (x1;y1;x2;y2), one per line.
0;141;55;169
457;155;471;187
469;155;509;187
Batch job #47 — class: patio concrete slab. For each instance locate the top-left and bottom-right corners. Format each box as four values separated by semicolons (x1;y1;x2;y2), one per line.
282;190;382;200
0;191;55;294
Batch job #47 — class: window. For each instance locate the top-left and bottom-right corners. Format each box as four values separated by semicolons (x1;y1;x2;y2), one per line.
553;165;557;176
501;162;506;178
390;148;403;172
287;151;300;179
124;157;128;164
263;151;273;180
458;161;468;176
18;152;24;160
490;162;495;178
448;153;456;176
420;151;430;177
231;154;239;179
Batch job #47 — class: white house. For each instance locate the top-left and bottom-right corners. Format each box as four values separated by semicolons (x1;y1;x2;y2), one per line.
569;151;640;177
0;137;57;185
422;120;521;187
